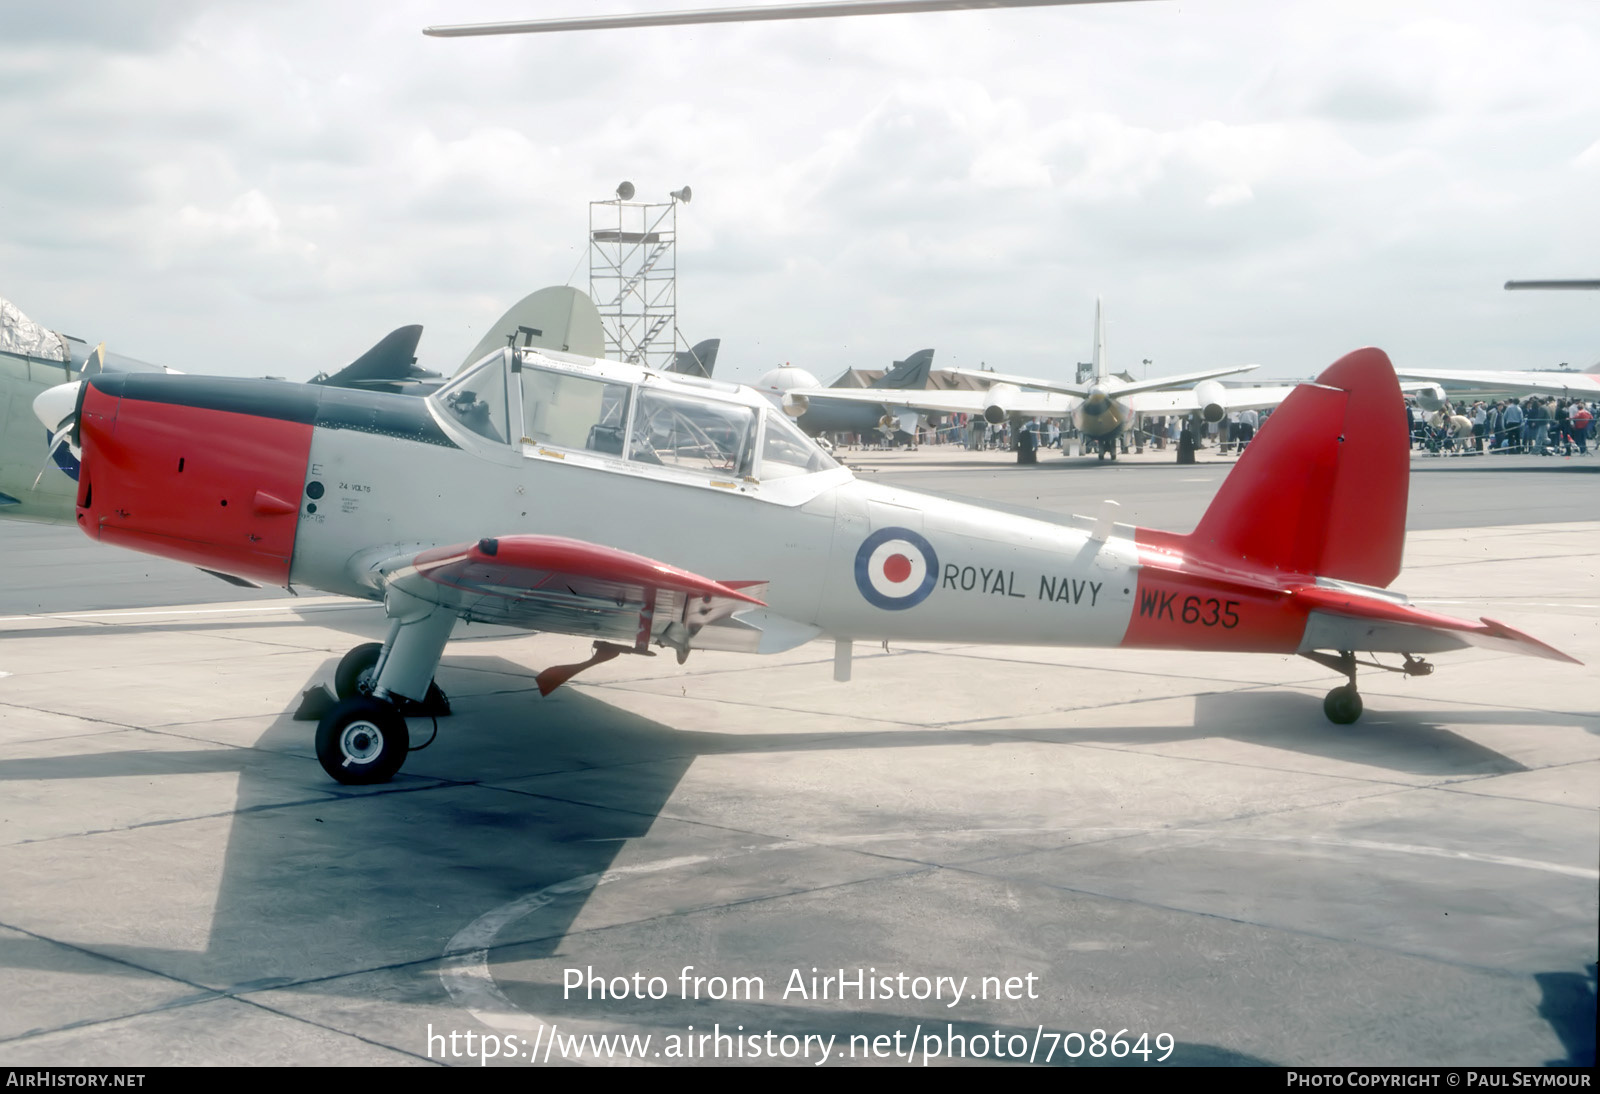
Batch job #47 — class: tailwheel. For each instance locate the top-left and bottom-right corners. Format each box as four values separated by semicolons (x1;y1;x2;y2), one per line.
1323;684;1363;725
316;696;409;784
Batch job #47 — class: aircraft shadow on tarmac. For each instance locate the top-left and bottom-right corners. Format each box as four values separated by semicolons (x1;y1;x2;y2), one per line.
1001;690;1576;778
1536;963;1598;1066
0;655;1593;1064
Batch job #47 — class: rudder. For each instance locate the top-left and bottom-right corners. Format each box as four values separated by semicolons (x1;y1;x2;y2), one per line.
1186;347;1408;587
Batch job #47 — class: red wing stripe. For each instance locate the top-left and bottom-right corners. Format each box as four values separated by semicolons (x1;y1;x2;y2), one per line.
411;535;767;606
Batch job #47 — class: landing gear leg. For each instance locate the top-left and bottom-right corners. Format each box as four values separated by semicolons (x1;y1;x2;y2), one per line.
1301;650;1435;725
317;596;457;785
334;640;449;714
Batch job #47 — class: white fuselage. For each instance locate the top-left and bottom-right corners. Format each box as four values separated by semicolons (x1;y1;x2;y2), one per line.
290;421;1141;649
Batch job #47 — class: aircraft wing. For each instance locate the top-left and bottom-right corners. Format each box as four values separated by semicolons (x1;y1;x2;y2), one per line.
937;366;1091;398
371;535;766;645
937;363;1260;400
1105;364;1260;398
1393;367;1600;398
788;386;1079;418
1295;585;1581;664
1122;385;1300;415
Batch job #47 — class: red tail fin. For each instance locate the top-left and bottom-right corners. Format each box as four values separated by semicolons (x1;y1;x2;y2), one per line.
1186;347;1408;587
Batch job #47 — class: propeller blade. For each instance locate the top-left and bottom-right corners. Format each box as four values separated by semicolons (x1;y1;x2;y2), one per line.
31;427;74;489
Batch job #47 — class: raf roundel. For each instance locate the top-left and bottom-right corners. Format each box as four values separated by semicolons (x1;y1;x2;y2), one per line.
854;527;939;611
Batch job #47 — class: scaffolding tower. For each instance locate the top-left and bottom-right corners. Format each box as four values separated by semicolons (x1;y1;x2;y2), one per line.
589;187;686;369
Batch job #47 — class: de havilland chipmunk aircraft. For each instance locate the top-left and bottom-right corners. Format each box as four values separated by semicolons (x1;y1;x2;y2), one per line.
32;343;1578;786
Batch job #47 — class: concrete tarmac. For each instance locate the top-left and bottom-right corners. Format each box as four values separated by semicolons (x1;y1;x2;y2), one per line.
0;454;1594;1067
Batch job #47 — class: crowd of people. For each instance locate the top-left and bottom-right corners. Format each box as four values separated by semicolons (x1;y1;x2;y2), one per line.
822;394;1597;459
1409;395;1594;456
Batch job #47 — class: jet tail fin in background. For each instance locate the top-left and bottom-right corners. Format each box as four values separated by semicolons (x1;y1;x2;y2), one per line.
312;326;435;393
870;349;935;390
670;338;721;378
1183;347;1410;588
1090;297;1109;385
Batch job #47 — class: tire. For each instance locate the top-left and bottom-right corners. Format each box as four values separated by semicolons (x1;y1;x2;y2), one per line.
316;697;409;784
1323;685;1363;725
334;642;384;700
334;643;445;711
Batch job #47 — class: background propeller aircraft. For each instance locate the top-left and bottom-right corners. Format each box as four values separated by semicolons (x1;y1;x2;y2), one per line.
33;341;1578;787
766;299;1296;459
0;295;179;522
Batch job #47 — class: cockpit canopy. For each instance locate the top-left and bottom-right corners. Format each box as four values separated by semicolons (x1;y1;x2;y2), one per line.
430;350;838;481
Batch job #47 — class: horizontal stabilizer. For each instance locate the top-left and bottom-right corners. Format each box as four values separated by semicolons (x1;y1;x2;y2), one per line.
1295;586;1581;664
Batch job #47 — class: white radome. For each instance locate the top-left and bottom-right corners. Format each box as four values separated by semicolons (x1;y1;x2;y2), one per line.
757;364;822;392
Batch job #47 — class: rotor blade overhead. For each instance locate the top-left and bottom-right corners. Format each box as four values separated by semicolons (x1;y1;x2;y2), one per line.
424;0;1155;37
1503;280;1600;290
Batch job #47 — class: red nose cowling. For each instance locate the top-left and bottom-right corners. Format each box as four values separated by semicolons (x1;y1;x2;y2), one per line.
75;377;314;586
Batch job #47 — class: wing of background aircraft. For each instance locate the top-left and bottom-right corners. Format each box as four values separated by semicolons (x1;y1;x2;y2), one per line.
1394;366;1600;399
781;383;1079;421
1121;384;1301;416
937;363;1259;401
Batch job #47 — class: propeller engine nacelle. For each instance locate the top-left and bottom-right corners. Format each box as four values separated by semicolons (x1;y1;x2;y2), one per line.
1410;383;1448;413
781;391;809;417
982;381;1020;425
1193;379;1228;423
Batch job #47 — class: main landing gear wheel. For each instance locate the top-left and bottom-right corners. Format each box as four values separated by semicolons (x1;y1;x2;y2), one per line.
1323;685;1363;725
334;642;448;712
316;697;409;784
334;642;384;700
